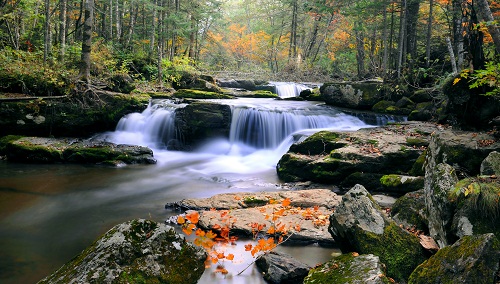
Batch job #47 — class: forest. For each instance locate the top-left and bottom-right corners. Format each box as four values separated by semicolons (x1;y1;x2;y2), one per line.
0;0;500;93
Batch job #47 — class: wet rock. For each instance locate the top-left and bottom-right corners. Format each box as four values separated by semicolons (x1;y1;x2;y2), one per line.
408;233;500;284
38;219;206;284
175;101;232;147
304;253;391;284
109;74;135;94
328;184;427;282
4;137;156;165
255;251;310;284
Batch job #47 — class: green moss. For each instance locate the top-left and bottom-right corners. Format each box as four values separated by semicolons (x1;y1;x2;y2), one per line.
408;234;500;284
243;196;269;206
248;90;279;98
355;223;427;282
406;137;428;147
304;253;393;284
289;131;345;155
380;175;403;187
450;177;500;221
173;89;234;99
409;150;426;176
0;135;23;155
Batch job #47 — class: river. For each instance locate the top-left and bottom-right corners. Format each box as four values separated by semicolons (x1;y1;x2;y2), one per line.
0;89;402;283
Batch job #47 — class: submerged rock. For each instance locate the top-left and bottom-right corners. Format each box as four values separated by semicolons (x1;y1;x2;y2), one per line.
304;253;392;284
38;219;206;284
256;251;310;284
328;184;427;282
408;233;500;284
4;136;156;165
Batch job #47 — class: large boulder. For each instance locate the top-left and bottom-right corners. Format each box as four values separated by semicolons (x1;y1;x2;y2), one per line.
174;101;232;148
481;151;500;176
304;253;392;284
328;184;427;282
320;81;390;110
255;251;310;284
424;130;500;247
277;122;440;191
3;136;156;165
391;189;428;232
408;233;500;284
38;219;207;284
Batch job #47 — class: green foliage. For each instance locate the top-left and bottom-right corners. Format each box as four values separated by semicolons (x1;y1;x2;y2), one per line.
456;61;500;97
163;56;198;83
449;177;500;220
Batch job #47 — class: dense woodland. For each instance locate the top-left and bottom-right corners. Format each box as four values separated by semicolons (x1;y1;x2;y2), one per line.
0;0;500;94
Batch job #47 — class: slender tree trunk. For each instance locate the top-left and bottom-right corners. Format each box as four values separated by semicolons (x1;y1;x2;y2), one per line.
355;21;365;78
109;0;113;39
157;0;164;83
126;1;137;48
475;0;500;54
397;0;407;78
305;14;321;59
115;0;121;40
150;0;157;56
389;2;396;70
288;0;298;63
44;0;50;64
79;0;94;83
59;0;67;62
446;37;458;74
426;0;433;67
188;15;196;58
382;1;389;75
406;0;420;72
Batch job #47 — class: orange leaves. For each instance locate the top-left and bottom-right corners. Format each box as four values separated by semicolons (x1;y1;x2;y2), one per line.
250;238;277;257
186;211;199;224
281;198;291;207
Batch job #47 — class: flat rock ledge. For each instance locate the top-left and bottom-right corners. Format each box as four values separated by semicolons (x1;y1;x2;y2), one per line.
4;136;156;165
168;189;341;245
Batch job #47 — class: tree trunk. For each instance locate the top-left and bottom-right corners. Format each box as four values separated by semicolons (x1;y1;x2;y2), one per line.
426;0;433;67
59;0;67;62
288;0;298;63
157;0;164;83
382;1;389;74
406;0;420;72
150;0;157;56
44;0;50;64
397;0;407;78
79;0;94;83
355;21;365;78
125;1;137;48
446;37;458;75
475;0;500;54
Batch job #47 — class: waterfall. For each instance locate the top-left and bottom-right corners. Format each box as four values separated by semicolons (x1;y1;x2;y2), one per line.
229;105;368;149
106;100;184;149
271;82;311;98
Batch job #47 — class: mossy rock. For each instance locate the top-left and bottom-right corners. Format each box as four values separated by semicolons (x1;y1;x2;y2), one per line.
5;137;156;165
248;90;279;98
353;222;428;282
380;174;424;194
410;90;433;103
372;100;395;113
38;219;207;284
289;131;346;155
304;253;392;284
409;150;426;176
408;233;500;284
391;190;428;231
173;89;234;99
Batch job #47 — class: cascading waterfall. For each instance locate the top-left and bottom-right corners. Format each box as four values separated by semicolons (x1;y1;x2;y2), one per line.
107;100;184;149
229;106;368;149
271;82;311;98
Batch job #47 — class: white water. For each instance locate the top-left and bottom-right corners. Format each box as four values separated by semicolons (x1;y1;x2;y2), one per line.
104;98;371;175
271;82;311;98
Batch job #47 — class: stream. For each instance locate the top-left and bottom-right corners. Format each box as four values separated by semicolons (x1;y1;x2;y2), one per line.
0;85;403;283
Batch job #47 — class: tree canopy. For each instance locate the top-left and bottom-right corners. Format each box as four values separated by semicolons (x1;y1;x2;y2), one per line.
0;0;499;86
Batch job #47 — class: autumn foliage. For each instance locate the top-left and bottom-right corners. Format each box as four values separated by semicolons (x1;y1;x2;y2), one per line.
176;197;329;274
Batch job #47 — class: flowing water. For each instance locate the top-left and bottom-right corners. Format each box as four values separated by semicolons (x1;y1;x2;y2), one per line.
0;90;401;283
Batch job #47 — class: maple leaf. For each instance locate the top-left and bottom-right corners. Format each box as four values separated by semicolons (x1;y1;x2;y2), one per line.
195;228;205;237
186;212;199;224
226;253;235;261
177;216;186;225
244;244;253;251
281;198;291;207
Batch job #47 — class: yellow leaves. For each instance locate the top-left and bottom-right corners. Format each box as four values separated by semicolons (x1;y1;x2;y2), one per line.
281;198;291;207
186;211;199;224
453;77;461;85
177;215;185;225
251;238;277;256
